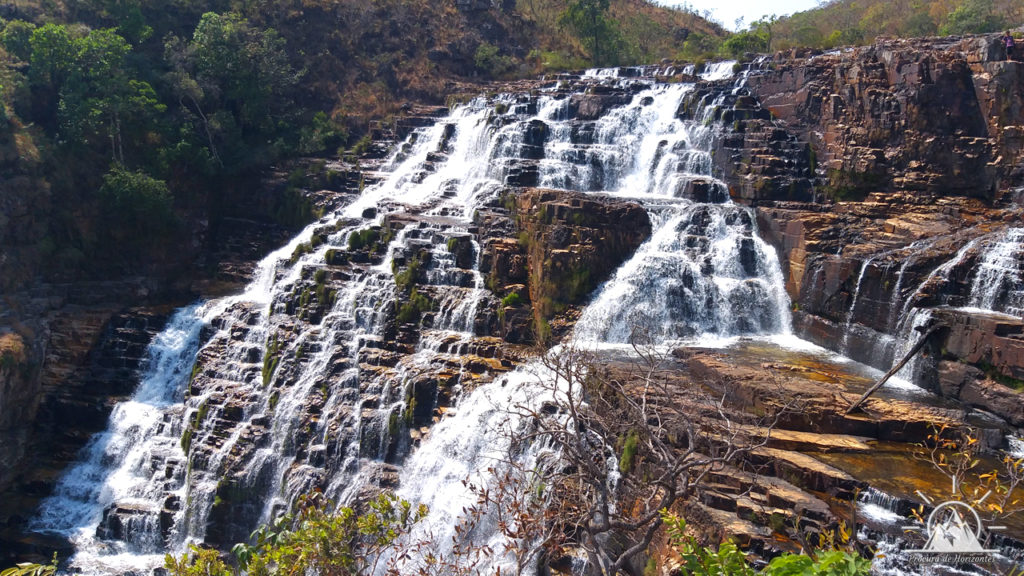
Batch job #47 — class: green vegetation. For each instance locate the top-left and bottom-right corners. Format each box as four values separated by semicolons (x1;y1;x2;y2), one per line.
395;289;431;324
392;254;422;292
559;0;620;66
661;511;871;576
618;429;640;473
261;334;281;386
180;400;209;454
347;228;381;251
165;493;427;576
514;0;725;69
769;0;1022;51
475;42;516;78
1;555;57;576
500;292;523;308
976;360;1024;390
155;496;869;576
0;0;723;289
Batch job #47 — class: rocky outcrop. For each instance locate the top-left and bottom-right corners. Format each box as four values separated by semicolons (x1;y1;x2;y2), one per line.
652;339;1024;558
479;188;651;343
0;299;169;563
744;36;1024;203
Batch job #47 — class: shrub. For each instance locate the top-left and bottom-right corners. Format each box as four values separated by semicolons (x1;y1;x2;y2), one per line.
501;292;522;307
474;42;515;78
619;429;640;473
347;228;380;251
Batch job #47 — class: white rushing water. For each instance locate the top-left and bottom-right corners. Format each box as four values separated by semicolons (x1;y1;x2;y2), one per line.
968;227;1024;316
390;65;797;573
30;305;205;574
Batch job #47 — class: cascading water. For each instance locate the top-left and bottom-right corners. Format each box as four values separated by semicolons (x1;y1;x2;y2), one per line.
31;59;951;576
29;306;204;574
573;204;791;343
967;227;1024;316
390;65;796;572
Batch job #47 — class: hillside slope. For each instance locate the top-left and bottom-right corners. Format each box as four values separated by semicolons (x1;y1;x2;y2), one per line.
773;0;1023;50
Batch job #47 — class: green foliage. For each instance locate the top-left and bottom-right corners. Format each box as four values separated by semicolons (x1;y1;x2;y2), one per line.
823;168;885;202
0;554;58;576
298;111;348;155
643;556;658;576
393;254;422;292
348;227;381;251
763;551;871;576
98;165;176;254
940;0;1007;35
679;33;721;60
976;360;1024;390
262;334;281;386
396;288;431;324
27;24;74;92
660;511;871;576
350;133;373;157
619;429;640;474
165;11;300;171
558;0;621;66
565;267;592;302
501;292;523;307
722;29;768;58
1;21;36;62
475;42;516;78
27;25;165;160
773;0;1019;50
165;545;231;576
188;493;428;576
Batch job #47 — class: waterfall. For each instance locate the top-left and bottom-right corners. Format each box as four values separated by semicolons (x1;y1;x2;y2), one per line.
967;227;1024;316
29;62;796;574
30;305;205;574
573;204;791;343
389;67;792;572
841;256;874;354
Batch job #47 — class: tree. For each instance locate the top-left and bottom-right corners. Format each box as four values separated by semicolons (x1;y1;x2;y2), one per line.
940;0;1006;35
27;23;75;122
165;12;300;170
82;0;153;44
558;0;619;66
1;20;36;62
722;29;768;58
97;165;177;257
480;339;795;575
57;28;165;162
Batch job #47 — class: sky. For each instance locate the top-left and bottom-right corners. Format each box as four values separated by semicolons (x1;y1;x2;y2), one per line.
662;0;824;31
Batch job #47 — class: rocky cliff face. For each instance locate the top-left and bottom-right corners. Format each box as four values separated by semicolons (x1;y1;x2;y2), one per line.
720;34;1024;426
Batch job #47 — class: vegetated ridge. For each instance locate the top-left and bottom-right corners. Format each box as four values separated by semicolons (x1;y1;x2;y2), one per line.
0;0;723;294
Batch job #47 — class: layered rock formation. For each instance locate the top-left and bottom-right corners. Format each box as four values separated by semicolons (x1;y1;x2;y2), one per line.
715;34;1024;429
